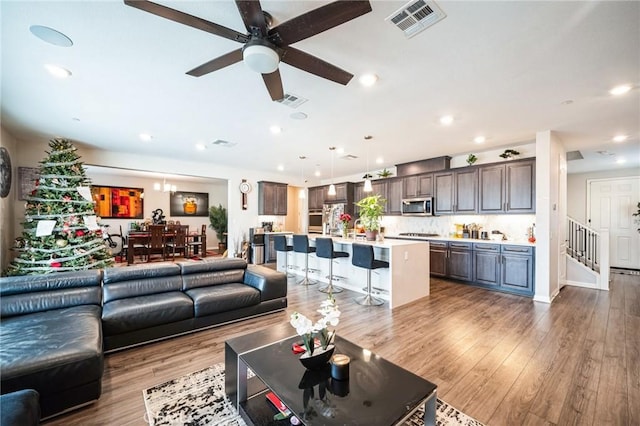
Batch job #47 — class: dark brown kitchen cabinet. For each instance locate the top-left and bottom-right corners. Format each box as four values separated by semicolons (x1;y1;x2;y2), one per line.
308;186;326;211
428;241;448;277
325;182;354;204
402;174;433;198
353;182;364;217
479;159;535;214
386;178;403;215
500;245;534;293
258;181;288;215
448;242;473;281
472;243;501;286
434;169;477;214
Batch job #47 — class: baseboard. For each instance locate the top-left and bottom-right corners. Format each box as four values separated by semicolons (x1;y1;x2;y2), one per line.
565;279;599;290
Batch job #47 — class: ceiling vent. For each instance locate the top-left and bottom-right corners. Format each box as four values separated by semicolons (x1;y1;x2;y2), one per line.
385;0;446;38
566;150;584;161
276;93;308;108
340;154;359;160
210;139;236;148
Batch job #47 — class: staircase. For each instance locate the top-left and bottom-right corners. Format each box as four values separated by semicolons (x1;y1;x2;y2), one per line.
566;217;610;290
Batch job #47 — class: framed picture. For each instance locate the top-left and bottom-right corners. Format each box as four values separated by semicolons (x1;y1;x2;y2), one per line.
91;185;144;219
170;191;209;217
18;167;40;200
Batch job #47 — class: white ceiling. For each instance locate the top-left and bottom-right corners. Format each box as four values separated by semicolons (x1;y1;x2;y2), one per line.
1;0;639;181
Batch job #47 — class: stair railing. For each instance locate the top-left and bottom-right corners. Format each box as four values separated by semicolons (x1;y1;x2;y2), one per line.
566;216;610;290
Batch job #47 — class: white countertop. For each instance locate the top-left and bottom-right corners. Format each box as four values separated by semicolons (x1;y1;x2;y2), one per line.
385;235;535;247
305;234;428;248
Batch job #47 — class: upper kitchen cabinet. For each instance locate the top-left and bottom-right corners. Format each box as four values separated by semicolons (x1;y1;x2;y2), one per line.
258;181;288;215
434;169;478;215
385;177;403;215
308;186;326;211
479;159;535;214
325;182;354;205
402;174;433;198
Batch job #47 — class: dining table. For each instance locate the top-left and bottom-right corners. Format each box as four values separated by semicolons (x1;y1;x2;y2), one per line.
126;230;176;265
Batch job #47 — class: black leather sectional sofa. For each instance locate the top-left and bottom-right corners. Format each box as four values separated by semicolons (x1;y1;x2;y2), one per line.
0;258;287;420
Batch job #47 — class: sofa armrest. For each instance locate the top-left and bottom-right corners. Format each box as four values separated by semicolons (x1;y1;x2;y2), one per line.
243;265;287;302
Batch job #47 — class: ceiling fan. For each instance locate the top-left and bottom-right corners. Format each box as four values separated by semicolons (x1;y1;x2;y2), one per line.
124;0;372;101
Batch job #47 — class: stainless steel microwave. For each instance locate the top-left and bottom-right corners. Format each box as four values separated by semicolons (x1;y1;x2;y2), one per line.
401;197;434;216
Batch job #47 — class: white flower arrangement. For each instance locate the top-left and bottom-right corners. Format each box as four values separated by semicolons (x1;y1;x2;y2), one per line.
290;296;340;355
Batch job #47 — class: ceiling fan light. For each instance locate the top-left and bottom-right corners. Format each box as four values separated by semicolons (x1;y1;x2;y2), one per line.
243;44;279;74
364;178;373;192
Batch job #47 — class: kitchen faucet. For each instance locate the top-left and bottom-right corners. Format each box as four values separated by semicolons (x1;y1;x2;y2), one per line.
353;218;361;241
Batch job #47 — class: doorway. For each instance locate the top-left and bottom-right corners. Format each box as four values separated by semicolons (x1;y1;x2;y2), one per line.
588;177;640;269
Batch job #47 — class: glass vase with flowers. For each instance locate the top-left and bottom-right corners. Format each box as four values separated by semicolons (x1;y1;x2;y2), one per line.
339;213;351;238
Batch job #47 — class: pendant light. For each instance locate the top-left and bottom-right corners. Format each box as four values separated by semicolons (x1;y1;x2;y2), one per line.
364;136;373;192
299;156;306;199
328;147;336;196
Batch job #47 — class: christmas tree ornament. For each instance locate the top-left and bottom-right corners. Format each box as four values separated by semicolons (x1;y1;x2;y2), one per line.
56;239;68;248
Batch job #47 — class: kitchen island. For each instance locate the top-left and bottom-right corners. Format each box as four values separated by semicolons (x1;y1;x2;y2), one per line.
278;235;430;309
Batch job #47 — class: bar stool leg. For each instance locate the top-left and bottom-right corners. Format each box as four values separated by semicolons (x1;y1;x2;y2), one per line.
283;251;295;278
355;270;384;306
319;259;343;294
298;252;317;286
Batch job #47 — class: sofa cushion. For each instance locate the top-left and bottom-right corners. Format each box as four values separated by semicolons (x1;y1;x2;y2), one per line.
102;292;193;335
186;283;261;317
0;389;40;426
0;270;102;318
102;263;182;303
180;259;247;291
0;305;103;396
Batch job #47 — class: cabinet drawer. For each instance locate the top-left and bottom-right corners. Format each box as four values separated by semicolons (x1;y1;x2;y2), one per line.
428;241;448;249
473;243;500;252
502;245;533;255
449;242;472;250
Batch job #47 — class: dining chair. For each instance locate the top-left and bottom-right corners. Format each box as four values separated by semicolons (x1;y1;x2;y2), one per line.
166;225;188;260
146;225;167;262
188;224;207;258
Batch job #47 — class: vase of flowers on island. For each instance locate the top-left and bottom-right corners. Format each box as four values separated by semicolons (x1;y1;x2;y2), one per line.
290;296;340;370
339;213;351;238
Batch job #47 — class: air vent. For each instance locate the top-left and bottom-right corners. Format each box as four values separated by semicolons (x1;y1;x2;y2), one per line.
210;139;237;148
341;154;359;160
385;0;446;38
566;150;584;161
276;93;308;108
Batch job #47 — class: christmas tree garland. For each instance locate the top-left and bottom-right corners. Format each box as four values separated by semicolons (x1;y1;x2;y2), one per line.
5;138;115;276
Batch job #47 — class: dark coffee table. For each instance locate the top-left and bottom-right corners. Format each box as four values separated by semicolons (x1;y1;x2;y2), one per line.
225;326;437;425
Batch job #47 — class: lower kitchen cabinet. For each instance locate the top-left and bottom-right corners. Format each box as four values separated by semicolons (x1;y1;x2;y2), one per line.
429;240;534;296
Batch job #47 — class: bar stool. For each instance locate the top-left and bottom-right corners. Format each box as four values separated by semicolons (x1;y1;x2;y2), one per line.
315;237;349;294
352;243;388;306
273;235;295;278
293;234;317;286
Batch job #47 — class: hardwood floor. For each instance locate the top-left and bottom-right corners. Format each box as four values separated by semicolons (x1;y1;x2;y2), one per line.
44;273;639;426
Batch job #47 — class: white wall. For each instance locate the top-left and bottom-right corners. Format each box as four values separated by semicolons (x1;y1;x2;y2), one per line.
567;167;640;224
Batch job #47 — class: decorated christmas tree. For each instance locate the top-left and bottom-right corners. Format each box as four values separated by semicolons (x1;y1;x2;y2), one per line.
6;138;114;275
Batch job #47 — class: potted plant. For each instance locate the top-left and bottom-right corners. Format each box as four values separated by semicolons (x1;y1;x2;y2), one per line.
208;204;228;253
466;153;477;165
377;168;393;178
499;149;520;159
355;194;386;241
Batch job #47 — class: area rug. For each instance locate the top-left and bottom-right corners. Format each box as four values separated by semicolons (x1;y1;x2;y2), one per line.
143;363;484;426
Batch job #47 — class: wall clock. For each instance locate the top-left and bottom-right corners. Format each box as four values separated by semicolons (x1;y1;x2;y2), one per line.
239;180;251;210
0;147;11;198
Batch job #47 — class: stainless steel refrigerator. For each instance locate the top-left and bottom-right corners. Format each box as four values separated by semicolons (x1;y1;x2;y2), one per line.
322;203;345;236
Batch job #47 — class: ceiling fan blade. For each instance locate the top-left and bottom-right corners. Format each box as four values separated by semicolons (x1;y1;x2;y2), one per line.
124;0;249;43
186;49;243;77
235;0;268;36
271;1;371;45
281;47;353;85
262;70;285;101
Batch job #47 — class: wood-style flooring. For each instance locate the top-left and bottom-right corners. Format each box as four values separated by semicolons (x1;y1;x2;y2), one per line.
44;272;639;426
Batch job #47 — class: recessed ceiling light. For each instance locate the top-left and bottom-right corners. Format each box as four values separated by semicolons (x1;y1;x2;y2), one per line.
561;99;573;105
613;135;628;143
616;158;626;164
277;164;284;171
609;84;632;95
270;125;282;134
440;115;454;126
290;112;308;120
30;25;73;47
337;147;345;154
71;117;80;122
359;73;378;87
44;64;72;78
195;143;206;151
376;157;384;164
474;136;486;144
139;133;152;141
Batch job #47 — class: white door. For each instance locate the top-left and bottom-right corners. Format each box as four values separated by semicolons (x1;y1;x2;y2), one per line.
589;177;640;269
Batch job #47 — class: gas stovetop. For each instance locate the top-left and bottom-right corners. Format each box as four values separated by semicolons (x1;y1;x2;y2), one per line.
397;232;440;237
